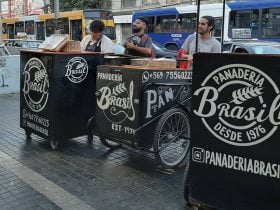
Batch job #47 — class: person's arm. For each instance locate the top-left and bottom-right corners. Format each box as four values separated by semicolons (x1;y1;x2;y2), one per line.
212;40;221;53
181;35;193;62
181;50;193;62
125;40;151;56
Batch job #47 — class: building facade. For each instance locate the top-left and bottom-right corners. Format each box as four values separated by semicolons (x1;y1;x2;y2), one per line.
1;0;44;18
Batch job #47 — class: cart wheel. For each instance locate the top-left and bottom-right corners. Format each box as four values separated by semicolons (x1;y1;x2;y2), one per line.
50;139;59;150
100;137;122;149
25;129;32;141
153;108;190;168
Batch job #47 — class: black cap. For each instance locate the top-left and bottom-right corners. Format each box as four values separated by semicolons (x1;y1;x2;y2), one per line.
137;16;149;25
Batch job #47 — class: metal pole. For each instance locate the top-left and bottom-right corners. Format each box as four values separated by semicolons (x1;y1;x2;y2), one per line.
8;0;11;18
54;0;59;19
195;0;201;53
24;0;28;16
0;1;2;45
54;0;61;33
221;0;226;52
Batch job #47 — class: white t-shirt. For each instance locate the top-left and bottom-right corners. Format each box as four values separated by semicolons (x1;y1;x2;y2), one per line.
181;34;221;69
181;34;221;54
80;34;114;53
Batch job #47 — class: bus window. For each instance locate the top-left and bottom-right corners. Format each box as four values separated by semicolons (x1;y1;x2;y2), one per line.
57;18;69;34
145;16;155;33
46;19;55;37
25;21;35;35
2;23;7;34
262;8;280;38
178;13;196;33
229;10;259;38
214;18;222;38
36;22;45;40
84;11;102;18
70;19;82;41
156;15;177;33
15;21;24;35
7;24;15;39
46;18;69;36
104;26;116;40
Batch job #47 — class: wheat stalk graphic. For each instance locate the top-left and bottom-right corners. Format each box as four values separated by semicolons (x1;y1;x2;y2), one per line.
34;70;46;83
112;83;127;96
230;86;263;105
76;63;85;70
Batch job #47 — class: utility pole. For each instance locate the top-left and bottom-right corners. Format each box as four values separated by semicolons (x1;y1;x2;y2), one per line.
54;0;59;19
54;0;62;33
8;0;11;18
24;0;28;16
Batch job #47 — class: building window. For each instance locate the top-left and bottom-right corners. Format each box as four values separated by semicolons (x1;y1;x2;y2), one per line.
121;0;136;8
166;0;180;4
143;0;160;6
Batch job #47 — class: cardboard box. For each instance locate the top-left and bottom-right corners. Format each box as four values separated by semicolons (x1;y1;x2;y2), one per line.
62;40;81;52
130;58;177;69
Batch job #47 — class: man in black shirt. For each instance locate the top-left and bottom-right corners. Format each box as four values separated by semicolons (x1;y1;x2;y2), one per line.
125;17;153;57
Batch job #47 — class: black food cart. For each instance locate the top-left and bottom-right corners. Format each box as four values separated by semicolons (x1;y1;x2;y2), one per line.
91;65;192;168
20;50;103;149
184;53;280;209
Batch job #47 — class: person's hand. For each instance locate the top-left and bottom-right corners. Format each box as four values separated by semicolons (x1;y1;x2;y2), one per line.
125;40;135;49
187;54;193;63
181;53;193;62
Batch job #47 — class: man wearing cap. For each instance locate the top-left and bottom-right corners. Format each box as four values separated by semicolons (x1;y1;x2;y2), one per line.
124;17;153;57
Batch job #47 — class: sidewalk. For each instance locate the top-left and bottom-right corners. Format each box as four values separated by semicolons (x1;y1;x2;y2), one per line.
0;94;186;210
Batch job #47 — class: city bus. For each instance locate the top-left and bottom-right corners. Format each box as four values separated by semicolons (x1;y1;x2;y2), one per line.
2;9;116;41
132;0;280;50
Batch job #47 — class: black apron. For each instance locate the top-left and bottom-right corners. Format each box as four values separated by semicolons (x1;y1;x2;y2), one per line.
85;39;101;52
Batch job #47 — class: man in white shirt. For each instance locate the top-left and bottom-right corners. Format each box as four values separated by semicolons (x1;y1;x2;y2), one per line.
80;20;114;53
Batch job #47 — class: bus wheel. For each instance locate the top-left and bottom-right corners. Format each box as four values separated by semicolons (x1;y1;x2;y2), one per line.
166;44;179;51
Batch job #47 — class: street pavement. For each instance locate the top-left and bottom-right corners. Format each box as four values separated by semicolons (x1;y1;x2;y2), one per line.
0;94;187;210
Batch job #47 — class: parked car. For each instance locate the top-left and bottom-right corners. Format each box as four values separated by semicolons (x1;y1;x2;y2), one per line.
152;42;178;58
224;41;280;54
4;39;43;48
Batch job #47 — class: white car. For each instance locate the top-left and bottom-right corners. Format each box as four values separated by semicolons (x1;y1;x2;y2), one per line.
224;41;280;54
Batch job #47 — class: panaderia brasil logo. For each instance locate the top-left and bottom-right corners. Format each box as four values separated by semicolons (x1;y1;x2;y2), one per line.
22;57;49;112
193;64;280;146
